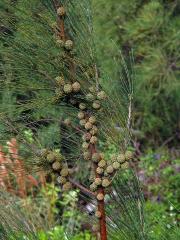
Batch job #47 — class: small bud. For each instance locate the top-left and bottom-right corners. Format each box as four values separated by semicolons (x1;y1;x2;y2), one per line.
90;183;97;191
63;84;73;94
92;152;101;162
64;40;73;50
94;178;102;186
86;93;94;101
83;151;91;160
96;167;104;175
82;142;89;149
79;119;86;126
90;125;98;135
62;182;72;191
97;193;104;201
90;136;98;144
102;179;111;188
79;103;86;110
55;76;65;85
125;151;134;161
89;86;96;93
121;162;129;169
82;133;91;141
64;118;71;126
98;160;106;168
47;152;56;163
89;116;96;124
85;122;93;130
112;161;120;170
72;81;81;92
52;161;61;171
95;211;102;218
56;39;64;47
106;165;114;174
97;91;106;100
78;111;85;120
93;100;101;109
60;168;69;177
57;7;66;16
117;154;126;163
57;176;66;184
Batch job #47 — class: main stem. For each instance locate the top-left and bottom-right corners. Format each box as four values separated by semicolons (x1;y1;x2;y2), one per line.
90;144;107;240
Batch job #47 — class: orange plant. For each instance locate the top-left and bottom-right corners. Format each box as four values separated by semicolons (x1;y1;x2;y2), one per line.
0;138;45;198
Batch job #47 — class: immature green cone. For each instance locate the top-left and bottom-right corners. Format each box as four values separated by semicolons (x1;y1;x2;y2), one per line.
85;122;93;130
63;84;73;93
55;76;65;85
79;119;86;126
117;153;126;163
56;39;64;48
86;93;94;101
106;165;114;174
82;142;89;149
60;168;69;177
64;118;71;126
90;125;98;135
90;183;97;191
96;167;104;175
90;136;98;144
82;133;91;141
112;161;120;170
98;160;106;168
89;116;96;124
125;151;134;161
83;151;91;160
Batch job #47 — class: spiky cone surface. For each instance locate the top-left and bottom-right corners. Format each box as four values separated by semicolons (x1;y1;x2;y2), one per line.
57;176;67;184
56;39;64;47
102;178;111;188
106;165;114;174
97;91;106;100
57;7;66;16
64;40;73;50
125;151;134;161
90;136;98;144
82;133;91;141
96;193;104;201
94;177;102;186
72;81;81;92
64;118;71;126
55;76;65;85
90;125;98;135
92;152;101;162
62;182;72;191
112;161;120;170
60;168;69;177
90;183;97;191
96;167;104;175
82;142;89;149
63;84;73;94
88;116;96;124
121;161;129;169
92;100;101;109
98;160;106;168
46;152;56;163
52;161;61;171
117;153;126;163
79;103;86;110
86;93;94;101
85;122;93;130
79;119;86;126
78;111;85;120
83;151;91;160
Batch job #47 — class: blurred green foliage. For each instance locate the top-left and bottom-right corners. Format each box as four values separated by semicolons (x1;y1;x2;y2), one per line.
93;0;180;145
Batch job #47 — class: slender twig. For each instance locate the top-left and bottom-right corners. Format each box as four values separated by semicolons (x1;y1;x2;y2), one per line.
69;178;96;197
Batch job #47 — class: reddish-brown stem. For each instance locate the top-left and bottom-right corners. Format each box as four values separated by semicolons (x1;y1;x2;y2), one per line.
90;144;107;240
69;178;96;197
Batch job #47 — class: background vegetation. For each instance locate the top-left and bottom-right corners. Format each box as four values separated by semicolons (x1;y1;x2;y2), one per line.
0;0;179;239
